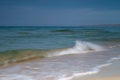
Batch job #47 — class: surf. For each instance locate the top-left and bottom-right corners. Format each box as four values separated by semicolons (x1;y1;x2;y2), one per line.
48;40;105;57
0;40;105;67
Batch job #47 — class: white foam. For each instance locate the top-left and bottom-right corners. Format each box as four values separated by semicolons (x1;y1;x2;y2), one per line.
57;63;112;80
57;56;120;80
57;70;98;80
111;56;120;60
49;40;105;57
0;74;33;80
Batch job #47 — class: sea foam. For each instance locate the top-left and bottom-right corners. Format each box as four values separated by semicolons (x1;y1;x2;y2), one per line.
0;40;105;67
48;40;105;57
0;74;33;80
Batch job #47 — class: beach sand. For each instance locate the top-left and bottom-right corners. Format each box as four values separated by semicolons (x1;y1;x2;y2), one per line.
0;53;119;80
88;76;120;80
72;59;120;80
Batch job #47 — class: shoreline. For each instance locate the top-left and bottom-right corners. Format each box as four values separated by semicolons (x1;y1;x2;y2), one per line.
0;51;119;80
0;57;43;69
72;59;120;80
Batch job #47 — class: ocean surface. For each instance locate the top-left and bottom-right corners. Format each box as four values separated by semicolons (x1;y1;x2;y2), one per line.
0;26;120;80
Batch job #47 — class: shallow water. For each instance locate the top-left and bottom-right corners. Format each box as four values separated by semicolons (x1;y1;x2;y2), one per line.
0;48;120;80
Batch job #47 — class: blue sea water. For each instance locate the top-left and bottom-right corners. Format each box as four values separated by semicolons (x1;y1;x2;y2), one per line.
0;26;120;51
0;26;120;80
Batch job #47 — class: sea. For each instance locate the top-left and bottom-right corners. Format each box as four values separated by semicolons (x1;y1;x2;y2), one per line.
0;26;120;80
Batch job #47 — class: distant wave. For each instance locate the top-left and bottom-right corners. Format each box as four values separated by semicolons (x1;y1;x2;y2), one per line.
51;29;74;33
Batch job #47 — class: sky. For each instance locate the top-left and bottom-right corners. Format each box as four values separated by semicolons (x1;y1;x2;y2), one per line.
0;0;120;26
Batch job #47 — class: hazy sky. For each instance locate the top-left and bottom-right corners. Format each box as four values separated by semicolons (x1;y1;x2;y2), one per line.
0;0;120;26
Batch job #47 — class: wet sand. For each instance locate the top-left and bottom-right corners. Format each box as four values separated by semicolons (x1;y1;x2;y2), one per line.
73;59;120;80
88;76;120;80
0;52;119;80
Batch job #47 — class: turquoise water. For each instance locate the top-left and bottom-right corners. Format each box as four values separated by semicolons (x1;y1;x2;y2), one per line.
0;26;120;51
0;26;120;80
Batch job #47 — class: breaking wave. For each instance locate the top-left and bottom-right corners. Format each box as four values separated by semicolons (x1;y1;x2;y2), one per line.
0;40;105;67
48;40;105;57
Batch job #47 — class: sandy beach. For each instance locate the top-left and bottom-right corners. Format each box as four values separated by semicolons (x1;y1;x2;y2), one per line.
73;59;120;80
89;76;120;80
0;52;119;80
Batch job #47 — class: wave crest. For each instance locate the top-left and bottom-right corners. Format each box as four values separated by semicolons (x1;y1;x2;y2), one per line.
0;40;105;67
48;40;105;57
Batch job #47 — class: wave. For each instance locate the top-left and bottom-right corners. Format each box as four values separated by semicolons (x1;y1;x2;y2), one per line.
57;64;112;80
0;40;105;67
0;74;33;80
48;41;104;57
51;29;74;33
